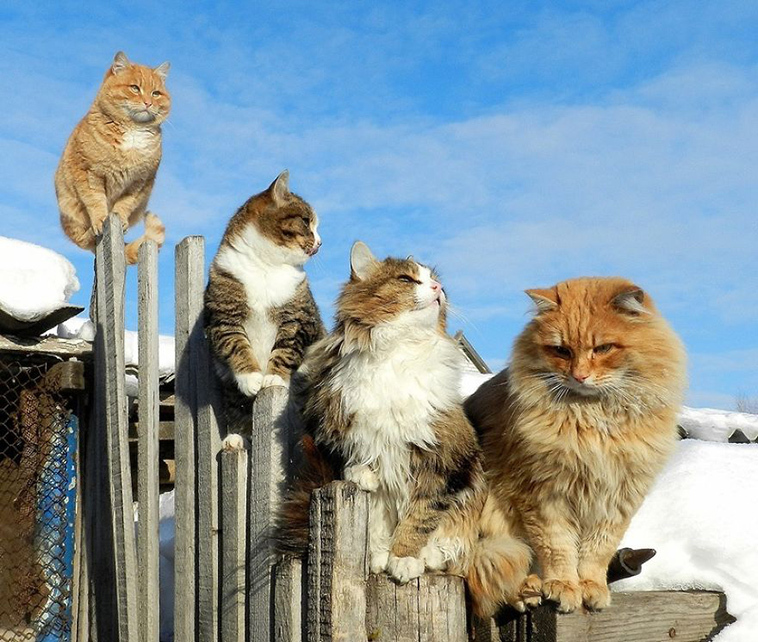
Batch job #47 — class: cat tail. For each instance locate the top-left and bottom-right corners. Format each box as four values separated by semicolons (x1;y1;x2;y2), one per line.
466;494;532;618
124;212;166;265
274;434;336;556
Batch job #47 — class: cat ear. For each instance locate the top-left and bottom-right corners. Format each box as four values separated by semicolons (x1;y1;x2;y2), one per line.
111;51;131;75
612;287;650;316
153;61;170;80
350;241;378;281
267;170;290;206
525;288;558;314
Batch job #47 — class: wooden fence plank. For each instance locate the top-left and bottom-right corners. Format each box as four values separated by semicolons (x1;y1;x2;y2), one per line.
195;257;223;642
274;558;304;642
248;386;290;642
174;237;205;641
96;214;139;640
137;240;160;642
220;436;249;642
307;481;369;642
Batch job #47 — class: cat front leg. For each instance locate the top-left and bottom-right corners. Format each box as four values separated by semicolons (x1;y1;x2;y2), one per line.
577;518;630;610
344;464;379;492
205;270;264;397
112;180;151;232
368;493;393;574
521;507;582;613
78;173;109;236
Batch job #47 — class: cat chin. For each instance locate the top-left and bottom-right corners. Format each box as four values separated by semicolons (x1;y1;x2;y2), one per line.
129;109;157;123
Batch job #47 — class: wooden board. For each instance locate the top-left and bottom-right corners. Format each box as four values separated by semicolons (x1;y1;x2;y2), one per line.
274;558;304;642
489;591;735;642
137;240;160;642
0;333;92;359
96;214;139;640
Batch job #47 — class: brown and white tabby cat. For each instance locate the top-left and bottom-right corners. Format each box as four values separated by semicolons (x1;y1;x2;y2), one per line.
465;277;687;613
55;51;169;264
277;242;532;616
204;172;324;413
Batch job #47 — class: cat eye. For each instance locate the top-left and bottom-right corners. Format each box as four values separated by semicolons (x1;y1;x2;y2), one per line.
594;343;616;354
548;345;572;359
397;275;420;284
151;90;161;97
130;85;140;93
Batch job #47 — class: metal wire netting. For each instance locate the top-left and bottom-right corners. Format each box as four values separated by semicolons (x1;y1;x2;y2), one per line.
0;355;77;642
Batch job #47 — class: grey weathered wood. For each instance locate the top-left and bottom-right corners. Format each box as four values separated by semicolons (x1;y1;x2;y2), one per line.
366;574;467;642
274;558;304;642
96;214;139;640
195;252;223;642
307;481;370;642
493;591;734;642
174;237;205;641
137;240;160;642
248;385;290;642
71;414;90;642
0;333;93;358
220;438;249;642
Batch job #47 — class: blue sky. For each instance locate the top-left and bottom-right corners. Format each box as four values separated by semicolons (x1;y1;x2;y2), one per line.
1;1;756;410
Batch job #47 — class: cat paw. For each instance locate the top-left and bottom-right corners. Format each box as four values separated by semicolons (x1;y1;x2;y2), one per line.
235;371;263;397
420;542;447;571
542;579;582;613
580;579;611;610
519;574;543;609
370;550;390;574
344;464;379;492
222;433;249;452
261;373;289;390
386;555;425;584
144;212;166;246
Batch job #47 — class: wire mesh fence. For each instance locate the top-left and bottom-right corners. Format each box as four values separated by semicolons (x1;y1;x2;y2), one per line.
0;354;78;642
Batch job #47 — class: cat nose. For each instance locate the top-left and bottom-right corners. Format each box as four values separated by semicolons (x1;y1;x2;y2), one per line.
309;240;321;256
431;281;441;292
572;371;590;383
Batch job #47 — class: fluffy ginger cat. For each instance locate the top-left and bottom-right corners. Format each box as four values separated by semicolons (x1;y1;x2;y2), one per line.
465;277;686;613
55;51;169;264
276;242;532;617
204;171;324;405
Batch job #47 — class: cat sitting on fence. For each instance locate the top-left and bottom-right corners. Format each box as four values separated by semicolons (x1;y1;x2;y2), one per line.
465;277;687;612
276;242;533;617
56;51;170;265
204;171;324;429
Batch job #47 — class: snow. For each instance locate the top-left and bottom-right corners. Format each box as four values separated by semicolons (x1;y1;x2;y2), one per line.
0;236;80;320
679;406;758;442
615;440;758;641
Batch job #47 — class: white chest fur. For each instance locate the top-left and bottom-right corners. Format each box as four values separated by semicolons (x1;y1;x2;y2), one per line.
214;226;306;368
120;129;158;153
334;330;463;514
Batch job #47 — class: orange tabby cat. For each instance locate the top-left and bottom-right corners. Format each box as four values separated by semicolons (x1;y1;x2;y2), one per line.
55;51;170;264
465;277;686;613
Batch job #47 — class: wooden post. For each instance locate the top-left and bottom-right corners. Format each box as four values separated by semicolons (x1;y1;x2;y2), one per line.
274;558;304;642
137;240;160;642
248;385;290;642
96;214;139;640
366;574;467;641
307;481;369;642
220;436;249;642
174;237;205;641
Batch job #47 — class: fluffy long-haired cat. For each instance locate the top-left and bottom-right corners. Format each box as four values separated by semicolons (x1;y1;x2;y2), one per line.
277;242;532;617
55;51;169;264
465;277;686;613
204;171;324;413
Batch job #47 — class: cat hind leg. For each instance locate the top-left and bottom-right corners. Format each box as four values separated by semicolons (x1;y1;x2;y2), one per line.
124;212;166;264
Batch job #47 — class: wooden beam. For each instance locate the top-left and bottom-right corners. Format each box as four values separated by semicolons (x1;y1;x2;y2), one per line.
0;333;93;359
137;240;160;642
307;481;370;641
248;385;290;642
274;558;304;642
492;591;735;642
96;214;139;640
174;236;205;642
220;437;249;642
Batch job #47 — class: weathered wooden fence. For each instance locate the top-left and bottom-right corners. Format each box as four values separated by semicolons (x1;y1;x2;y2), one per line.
77;214;734;642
